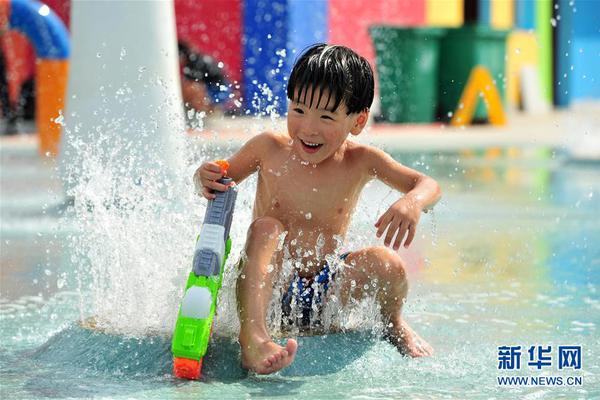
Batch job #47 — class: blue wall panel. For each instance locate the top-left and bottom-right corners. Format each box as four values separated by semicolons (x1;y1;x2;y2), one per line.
288;0;327;66
570;0;600;100
515;0;535;30
243;0;328;116
243;0;289;116
478;0;492;25
554;0;574;106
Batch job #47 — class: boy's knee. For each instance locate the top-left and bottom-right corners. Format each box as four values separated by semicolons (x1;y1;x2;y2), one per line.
372;246;407;283
248;216;285;238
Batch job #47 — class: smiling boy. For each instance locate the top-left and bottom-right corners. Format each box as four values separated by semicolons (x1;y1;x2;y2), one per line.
195;44;442;374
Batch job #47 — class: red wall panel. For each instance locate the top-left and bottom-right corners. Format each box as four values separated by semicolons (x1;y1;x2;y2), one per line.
175;0;242;83
328;0;425;68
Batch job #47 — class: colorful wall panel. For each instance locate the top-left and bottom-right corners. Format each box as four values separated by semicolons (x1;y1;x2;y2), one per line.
569;0;600;100
554;0;573;107
478;0;513;28
242;0;327;115
490;0;513;29
506;31;539;107
174;0;243;84
426;0;464;27
536;0;553;103
515;0;535;30
329;0;425;68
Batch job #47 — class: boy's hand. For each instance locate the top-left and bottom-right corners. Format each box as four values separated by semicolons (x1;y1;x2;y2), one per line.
375;196;422;250
194;161;232;200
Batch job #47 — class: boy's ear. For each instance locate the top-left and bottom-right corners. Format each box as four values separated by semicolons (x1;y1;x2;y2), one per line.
350;110;369;136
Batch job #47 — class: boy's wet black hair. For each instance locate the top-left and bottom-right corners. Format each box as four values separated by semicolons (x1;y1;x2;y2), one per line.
287;44;374;115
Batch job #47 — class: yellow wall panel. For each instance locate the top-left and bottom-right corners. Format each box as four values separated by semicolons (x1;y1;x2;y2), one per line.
506;31;539;107
426;0;463;27
491;0;514;29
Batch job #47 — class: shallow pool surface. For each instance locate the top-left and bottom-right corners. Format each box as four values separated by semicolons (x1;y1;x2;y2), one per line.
1;144;598;399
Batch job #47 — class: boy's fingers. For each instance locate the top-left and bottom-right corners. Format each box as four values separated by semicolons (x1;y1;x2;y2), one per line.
392;223;404;250
202;179;229;192
404;225;416;247
395;223;409;250
376;215;391;237
384;219;400;247
204;162;223;173
203;170;225;181
202;187;216;199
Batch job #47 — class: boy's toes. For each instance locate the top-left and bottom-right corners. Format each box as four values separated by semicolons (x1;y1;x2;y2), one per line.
286;339;298;358
282;339;298;367
241;338;298;374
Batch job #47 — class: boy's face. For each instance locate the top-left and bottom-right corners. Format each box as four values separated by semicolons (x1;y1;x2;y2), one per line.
287;87;367;164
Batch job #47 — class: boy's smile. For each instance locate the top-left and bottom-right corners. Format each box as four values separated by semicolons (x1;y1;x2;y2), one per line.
298;138;323;153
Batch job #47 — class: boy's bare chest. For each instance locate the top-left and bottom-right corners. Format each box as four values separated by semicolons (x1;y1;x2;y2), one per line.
256;159;364;227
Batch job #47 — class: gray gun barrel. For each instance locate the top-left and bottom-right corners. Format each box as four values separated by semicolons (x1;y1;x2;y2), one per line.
192;177;238;276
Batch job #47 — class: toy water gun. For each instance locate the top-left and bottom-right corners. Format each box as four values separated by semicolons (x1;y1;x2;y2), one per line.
172;160;237;380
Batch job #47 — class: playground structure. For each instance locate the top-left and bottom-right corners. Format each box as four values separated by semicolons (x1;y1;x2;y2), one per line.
450;66;506;127
1;0;599;156
1;0;69;155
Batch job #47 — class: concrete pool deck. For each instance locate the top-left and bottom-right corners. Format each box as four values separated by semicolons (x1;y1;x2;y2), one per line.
1;102;599;157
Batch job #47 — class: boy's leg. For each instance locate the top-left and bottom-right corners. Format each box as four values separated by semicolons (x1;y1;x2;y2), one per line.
336;246;433;357
237;216;297;374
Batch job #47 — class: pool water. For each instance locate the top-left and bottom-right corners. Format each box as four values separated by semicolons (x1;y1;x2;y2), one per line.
1;142;598;399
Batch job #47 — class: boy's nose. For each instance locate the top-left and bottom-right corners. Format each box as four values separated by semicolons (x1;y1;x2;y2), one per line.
300;120;320;137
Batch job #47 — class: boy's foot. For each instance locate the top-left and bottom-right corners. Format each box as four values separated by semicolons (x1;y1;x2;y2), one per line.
240;334;298;374
385;318;434;358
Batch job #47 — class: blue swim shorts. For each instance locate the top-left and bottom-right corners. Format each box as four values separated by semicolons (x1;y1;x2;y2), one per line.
281;252;350;327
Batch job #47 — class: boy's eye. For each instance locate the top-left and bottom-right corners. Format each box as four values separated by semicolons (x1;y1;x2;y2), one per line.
321;115;334;120
293;108;304;114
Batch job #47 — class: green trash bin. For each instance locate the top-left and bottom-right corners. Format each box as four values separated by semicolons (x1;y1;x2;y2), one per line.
370;26;444;123
439;25;509;121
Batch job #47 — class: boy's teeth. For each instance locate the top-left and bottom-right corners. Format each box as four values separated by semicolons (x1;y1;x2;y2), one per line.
302;140;321;147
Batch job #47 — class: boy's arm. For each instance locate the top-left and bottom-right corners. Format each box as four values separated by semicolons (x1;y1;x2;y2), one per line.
194;132;276;199
225;132;276;184
365;146;442;249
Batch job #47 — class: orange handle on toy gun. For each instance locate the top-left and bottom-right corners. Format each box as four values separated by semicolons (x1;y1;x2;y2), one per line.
215;160;229;177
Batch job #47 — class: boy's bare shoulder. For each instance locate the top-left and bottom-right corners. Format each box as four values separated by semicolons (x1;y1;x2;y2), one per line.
345;141;387;163
344;141;392;176
250;131;290;151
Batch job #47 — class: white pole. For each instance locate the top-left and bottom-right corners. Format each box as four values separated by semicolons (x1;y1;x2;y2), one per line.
60;0;184;192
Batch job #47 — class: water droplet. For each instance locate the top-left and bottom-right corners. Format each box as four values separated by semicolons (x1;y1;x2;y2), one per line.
305;212;312;220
